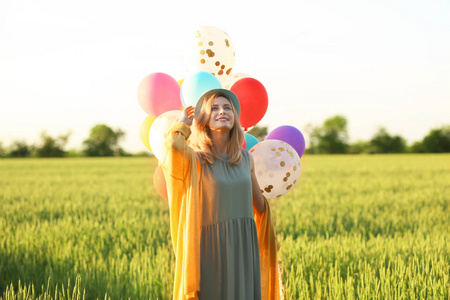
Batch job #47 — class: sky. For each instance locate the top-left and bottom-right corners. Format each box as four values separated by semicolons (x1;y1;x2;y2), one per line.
1;0;449;153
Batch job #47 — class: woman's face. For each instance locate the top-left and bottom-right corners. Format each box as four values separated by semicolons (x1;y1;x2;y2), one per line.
208;96;235;131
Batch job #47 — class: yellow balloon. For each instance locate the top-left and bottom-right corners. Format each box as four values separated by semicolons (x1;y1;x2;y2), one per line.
139;115;156;151
177;79;185;110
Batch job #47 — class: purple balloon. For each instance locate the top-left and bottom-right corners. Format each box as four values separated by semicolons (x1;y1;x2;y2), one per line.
266;125;306;157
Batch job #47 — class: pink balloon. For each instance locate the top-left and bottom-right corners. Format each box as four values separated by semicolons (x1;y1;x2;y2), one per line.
138;73;182;117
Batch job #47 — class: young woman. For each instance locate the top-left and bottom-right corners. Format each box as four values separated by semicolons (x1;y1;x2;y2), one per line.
162;89;281;300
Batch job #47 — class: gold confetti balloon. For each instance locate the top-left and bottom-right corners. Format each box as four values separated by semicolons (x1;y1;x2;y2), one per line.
183;26;236;86
249;140;301;199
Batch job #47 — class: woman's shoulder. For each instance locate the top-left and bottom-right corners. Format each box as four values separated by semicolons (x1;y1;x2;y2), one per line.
240;149;250;158
194;151;203;163
239;149;251;166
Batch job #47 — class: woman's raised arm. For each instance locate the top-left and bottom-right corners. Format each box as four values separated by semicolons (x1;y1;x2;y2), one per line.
162;106;196;181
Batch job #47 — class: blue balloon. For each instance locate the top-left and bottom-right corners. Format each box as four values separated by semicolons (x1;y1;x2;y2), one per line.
245;133;259;151
181;72;222;107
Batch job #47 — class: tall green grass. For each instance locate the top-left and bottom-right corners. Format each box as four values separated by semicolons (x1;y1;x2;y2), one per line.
1;155;449;299
276;154;450;299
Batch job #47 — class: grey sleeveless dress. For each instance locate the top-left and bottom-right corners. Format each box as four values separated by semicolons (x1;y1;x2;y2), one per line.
197;150;262;300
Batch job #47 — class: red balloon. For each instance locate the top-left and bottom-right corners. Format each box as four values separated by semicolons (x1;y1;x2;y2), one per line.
153;165;168;201
230;78;268;128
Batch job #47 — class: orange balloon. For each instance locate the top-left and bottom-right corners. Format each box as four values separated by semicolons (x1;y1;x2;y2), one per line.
153;165;168;201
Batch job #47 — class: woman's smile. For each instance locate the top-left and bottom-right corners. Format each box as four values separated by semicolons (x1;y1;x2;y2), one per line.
216;117;229;121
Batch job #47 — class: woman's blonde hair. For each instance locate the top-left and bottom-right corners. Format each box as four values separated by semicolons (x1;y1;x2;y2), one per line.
190;93;244;165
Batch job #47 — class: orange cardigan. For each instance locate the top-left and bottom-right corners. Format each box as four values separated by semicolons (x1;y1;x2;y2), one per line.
162;122;282;300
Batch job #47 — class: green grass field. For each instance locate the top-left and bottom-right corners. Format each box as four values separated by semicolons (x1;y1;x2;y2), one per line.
1;155;449;299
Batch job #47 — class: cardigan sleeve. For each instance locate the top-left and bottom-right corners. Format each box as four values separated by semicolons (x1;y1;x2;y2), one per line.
254;197;283;300
162;122;195;181
161;122;201;300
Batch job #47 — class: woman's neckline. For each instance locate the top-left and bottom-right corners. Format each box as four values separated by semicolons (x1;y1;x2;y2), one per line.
218;152;230;160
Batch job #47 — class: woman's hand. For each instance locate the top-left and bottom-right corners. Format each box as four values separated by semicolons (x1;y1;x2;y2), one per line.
249;152;266;215
179;106;195;127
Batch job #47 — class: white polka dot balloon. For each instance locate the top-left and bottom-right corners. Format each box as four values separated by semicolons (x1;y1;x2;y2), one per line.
223;72;249;90
183;26;236;86
249;140;301;199
149;110;182;162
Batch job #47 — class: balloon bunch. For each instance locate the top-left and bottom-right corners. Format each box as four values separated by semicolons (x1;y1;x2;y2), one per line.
137;26;305;200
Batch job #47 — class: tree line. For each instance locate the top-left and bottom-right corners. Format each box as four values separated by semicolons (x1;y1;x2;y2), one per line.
0;124;145;158
249;115;449;154
1;117;449;158
303;115;449;154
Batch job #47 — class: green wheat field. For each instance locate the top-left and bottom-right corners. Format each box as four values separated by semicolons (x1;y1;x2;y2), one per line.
1;154;449;299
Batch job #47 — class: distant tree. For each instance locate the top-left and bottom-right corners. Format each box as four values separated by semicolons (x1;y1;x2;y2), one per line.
66;149;84;157
304;123;320;154
133;150;152;157
0;142;5;157
8;140;33;157
349;140;370;154
83;124;125;156
35;131;71;157
247;125;268;141
409;141;427;153
306;115;349;154
369;127;406;153
419;125;450;153
117;148;132;157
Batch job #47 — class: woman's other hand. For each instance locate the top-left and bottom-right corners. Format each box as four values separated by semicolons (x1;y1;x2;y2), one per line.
179;106;195;127
249;152;266;215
